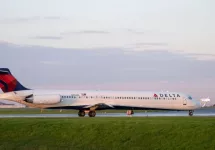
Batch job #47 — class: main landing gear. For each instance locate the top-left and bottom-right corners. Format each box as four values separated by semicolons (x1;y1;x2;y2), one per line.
78;110;85;117
88;111;96;117
78;110;96;117
188;110;194;116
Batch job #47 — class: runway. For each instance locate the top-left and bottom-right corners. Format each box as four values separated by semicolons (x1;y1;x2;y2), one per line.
0;108;215;118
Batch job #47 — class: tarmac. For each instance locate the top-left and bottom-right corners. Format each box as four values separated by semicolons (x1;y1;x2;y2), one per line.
0;108;215;118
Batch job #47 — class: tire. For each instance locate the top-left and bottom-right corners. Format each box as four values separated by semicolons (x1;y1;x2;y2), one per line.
78;110;85;117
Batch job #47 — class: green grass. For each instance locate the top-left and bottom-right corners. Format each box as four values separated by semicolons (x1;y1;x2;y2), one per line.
0;108;162;114
0;117;215;150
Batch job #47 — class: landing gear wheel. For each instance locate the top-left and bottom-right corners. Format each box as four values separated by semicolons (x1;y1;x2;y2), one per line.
131;110;134;115
88;111;96;117
78;110;85;117
127;110;134;115
189;110;194;116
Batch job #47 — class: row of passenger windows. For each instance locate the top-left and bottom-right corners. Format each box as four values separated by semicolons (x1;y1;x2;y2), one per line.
61;95;177;100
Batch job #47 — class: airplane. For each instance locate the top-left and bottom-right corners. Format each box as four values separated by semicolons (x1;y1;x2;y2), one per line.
0;68;201;117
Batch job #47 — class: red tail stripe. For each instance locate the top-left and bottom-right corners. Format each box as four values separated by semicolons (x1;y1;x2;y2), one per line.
0;75;16;82
0;83;4;88
0;82;6;92
0;74;17;92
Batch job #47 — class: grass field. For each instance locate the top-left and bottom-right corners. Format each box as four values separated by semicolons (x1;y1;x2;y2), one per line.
0;117;215;150
0;108;162;114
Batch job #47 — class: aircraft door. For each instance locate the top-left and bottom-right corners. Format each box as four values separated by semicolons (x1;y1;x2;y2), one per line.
183;98;187;105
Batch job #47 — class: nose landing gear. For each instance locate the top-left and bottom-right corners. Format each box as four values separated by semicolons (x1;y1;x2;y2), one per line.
188;110;194;116
126;110;134;115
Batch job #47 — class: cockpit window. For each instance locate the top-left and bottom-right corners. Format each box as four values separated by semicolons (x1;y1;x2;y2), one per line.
188;96;192;100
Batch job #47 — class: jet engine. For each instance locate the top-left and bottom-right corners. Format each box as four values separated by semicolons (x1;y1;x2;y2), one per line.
25;94;62;104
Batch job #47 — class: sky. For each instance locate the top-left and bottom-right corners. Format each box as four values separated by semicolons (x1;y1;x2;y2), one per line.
0;0;215;104
0;0;215;56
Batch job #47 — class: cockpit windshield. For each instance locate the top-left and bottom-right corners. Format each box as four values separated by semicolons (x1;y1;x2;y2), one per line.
188;96;192;100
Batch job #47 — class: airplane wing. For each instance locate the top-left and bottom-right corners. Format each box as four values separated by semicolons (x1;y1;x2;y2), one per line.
83;103;114;110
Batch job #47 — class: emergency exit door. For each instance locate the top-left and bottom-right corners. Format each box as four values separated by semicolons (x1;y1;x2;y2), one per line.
183;98;187;105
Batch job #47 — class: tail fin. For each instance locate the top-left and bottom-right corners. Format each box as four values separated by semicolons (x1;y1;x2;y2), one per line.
0;68;29;93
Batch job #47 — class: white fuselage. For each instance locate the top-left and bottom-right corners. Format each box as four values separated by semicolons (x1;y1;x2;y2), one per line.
0;89;201;111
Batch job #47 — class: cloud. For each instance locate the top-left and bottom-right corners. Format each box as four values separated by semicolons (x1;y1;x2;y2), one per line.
122;67;157;71
185;53;215;61
190;53;215;57
126;29;144;34
30;36;63;40
43;16;64;20
127;42;168;51
40;61;63;65
159;80;169;84
11;16;41;22
134;42;168;46
60;30;110;36
0;16;67;24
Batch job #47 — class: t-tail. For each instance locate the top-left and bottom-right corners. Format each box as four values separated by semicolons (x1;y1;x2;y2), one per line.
0;68;30;93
